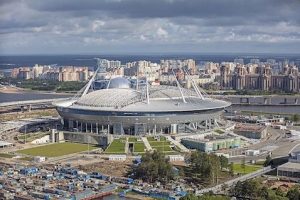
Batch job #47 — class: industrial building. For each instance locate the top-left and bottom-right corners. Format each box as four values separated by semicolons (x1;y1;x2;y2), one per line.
54;59;230;136
181;134;241;152
277;151;300;180
233;124;267;139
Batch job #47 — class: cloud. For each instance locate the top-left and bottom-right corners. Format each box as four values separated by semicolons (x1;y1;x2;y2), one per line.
156;27;168;39
0;0;299;54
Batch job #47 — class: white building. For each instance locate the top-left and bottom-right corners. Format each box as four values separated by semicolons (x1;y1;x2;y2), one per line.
245;150;260;156
108;154;126;161
168;155;185;162
34;156;46;163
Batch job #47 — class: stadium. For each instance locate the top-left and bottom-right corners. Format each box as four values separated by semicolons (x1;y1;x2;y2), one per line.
54;59;231;136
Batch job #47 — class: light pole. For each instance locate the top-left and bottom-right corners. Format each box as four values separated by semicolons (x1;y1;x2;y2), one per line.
24;125;27;144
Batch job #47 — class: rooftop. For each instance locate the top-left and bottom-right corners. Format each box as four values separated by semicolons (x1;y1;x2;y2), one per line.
55;85;231;112
278;162;300;171
234;124;266;132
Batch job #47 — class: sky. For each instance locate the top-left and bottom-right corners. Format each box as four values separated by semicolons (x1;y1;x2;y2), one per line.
0;0;300;55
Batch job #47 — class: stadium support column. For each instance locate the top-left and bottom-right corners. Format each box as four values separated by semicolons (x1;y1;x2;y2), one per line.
68;120;73;130
85;123;88;133
107;124;110;134
90;123;93;133
96;123;99;134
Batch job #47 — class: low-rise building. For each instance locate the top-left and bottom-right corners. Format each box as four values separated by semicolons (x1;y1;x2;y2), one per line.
277;151;300;180
168;155;185;162
181;134;240;152
108;155;126;161
33;156;46;163
233;124;267;139
245;150;260;156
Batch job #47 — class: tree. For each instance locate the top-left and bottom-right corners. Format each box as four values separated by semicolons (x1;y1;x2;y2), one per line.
228;162;234;176
291;114;300;122
260;186;269;200
264;154;272;167
230;179;261;199
241;157;246;174
286;187;300;200
188;151;221;185
130;150;174;183
219;155;228;170
180;193;230;200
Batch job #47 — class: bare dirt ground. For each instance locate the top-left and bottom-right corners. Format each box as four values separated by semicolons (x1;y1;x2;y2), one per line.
263;180;297;192
79;159;132;177
0;108;58;122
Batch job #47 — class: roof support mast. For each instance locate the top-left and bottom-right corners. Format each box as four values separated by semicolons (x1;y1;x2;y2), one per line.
146;77;150;104
82;58;103;97
172;69;186;103
183;68;204;100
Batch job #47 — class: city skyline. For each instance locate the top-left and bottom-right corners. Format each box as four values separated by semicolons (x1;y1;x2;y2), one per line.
0;0;300;55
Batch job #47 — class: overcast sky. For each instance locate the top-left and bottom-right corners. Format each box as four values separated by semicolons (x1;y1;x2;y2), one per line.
0;0;300;55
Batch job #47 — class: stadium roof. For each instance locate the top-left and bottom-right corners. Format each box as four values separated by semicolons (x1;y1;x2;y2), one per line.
54;84;231;112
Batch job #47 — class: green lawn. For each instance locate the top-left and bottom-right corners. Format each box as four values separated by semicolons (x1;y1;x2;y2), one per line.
19;156;34;161
152;146;173;152
0;153;14;158
214;129;225;134
16;142;98;157
105;139;126;153
147;136;166;142
148;139;174;152
149;141;171;146
233;163;262;174
128;137;138;142
134;142;146;152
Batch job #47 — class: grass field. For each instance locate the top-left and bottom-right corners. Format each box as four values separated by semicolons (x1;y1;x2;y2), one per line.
0;153;14;158
105;138;126;153
148;139;174;152
134;142;146;152
214;129;225;134
16;142;98;157
128;137;138;142
233;163;262;174
147;136;166;142
152;146;173;152
149;141;171;146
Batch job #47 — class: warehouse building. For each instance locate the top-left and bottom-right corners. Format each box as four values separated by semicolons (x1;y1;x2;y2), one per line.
233;124;267;139
181;134;240;152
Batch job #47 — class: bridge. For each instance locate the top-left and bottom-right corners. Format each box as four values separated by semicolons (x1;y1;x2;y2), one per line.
0;98;68;107
195;166;273;195
0;98;69;114
0;98;67;107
